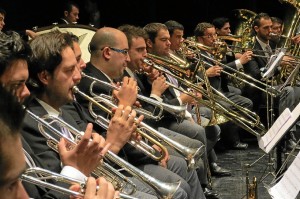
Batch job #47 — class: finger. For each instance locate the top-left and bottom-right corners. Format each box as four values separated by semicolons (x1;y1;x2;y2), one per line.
85;177;97;197
76;123;93;152
114;105;124;117
122;76;129;86
100;143;111;157
69;184;82;199
106;181;116;199
97;177;108;198
122;106;132;120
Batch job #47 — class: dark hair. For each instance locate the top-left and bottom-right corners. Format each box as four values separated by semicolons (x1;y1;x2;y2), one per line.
194;22;214;37
143;23;168;43
212;17;229;29
28;30;74;93
0;85;25;184
0;8;6;16
0;31;32;77
252;12;271;28
62;0;79;14
164;20;184;36
271;17;283;25
118;24;148;48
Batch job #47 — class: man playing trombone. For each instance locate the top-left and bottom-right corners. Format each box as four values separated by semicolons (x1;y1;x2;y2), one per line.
193;22;255;150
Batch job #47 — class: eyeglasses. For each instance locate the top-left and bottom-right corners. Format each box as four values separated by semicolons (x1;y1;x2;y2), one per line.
101;47;129;55
202;34;217;39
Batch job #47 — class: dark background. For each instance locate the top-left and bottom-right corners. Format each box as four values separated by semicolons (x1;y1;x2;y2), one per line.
0;0;294;37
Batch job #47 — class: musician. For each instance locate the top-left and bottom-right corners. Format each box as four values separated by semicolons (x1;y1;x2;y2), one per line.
57;1;79;24
165;18;232;178
243;13;300;149
76;26;203;199
0;85;118;199
194;22;253;150
270;16;284;48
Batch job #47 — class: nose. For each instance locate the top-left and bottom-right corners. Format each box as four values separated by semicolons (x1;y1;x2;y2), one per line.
19;85;30;103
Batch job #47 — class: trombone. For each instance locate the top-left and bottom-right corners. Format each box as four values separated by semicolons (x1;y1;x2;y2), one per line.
143;55;266;137
73;86;205;171
82;72;186;123
183;39;281;97
25;108;180;199
21;167;137;199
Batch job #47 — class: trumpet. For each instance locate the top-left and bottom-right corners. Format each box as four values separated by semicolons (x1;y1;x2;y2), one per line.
25;108;180;199
21;167;137;199
143;55;266;137
72;86;205;171
82;72;186;123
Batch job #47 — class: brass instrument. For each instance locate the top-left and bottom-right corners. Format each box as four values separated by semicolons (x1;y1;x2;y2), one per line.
21;167;137;199
232;9;257;52
25;109;136;195
218;34;242;42
246;169;258;199
182;39;280;97
82;72;186;123
73;86;205;171
143;54;266;137
25;108;180;199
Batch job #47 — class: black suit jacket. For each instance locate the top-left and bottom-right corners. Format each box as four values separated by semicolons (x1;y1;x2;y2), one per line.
76;63;157;166
21;99;77;199
200;50;238;93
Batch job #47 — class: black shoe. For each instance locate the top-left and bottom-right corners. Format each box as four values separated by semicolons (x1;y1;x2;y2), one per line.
203;187;220;199
287;139;300;150
210;163;231;177
232;142;248;150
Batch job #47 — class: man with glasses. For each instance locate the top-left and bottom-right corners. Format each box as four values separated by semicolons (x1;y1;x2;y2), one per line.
194;22;253;150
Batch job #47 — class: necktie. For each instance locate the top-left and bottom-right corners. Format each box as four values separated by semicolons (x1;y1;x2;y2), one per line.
265;45;272;57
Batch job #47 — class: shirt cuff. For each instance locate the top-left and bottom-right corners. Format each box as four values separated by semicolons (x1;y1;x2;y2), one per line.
60;166;87;181
235;59;243;70
150;94;163;102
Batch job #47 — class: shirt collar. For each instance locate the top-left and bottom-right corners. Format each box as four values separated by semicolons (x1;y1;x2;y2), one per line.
35;98;61;117
256;36;269;50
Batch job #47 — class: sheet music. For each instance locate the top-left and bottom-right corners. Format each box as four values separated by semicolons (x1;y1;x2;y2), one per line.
258;102;300;153
268;152;300;199
262;50;286;79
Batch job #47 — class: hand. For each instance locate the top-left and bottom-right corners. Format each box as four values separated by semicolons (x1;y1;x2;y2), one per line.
292;34;300;44
206;65;223;77
113;76;137;107
238;50;253;65
145;67;160;83
58;123;108;176
106;105;144;154
151;75;169;97
70;177;118;199
179;93;199;105
152;145;170;168
26;30;38;39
